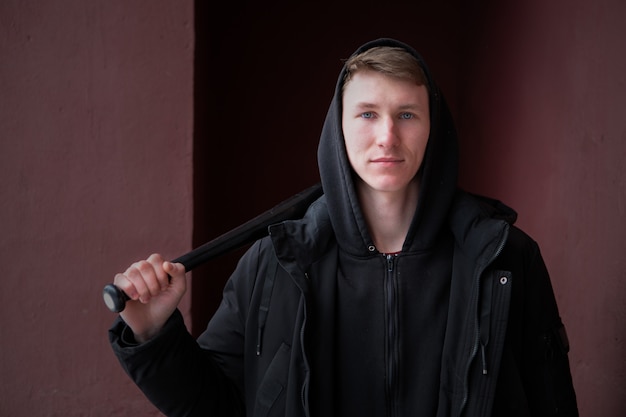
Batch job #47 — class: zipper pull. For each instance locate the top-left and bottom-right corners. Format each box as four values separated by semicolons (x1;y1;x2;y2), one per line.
256;327;263;356
386;254;394;272
480;343;488;375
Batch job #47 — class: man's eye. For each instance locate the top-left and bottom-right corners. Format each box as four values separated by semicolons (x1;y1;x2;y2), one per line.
360;112;374;119
400;113;414;120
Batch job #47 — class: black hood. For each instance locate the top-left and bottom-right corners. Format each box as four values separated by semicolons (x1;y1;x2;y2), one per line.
317;38;459;256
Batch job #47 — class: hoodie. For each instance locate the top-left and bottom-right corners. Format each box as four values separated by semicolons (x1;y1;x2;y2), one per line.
318;38;459;255
313;37;460;416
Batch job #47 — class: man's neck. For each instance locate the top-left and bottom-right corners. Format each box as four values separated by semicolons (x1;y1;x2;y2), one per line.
356;181;419;254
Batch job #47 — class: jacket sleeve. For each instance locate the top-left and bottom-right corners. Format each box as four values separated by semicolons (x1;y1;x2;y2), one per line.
108;308;244;417
494;227;579;416
107;243;273;417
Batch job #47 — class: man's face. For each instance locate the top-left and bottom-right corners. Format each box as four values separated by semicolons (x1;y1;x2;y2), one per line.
342;70;430;195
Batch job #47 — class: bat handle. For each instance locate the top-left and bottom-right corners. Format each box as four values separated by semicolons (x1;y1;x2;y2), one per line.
102;283;130;313
101;183;323;313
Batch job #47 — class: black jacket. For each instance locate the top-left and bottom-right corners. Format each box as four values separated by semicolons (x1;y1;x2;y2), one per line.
109;38;578;416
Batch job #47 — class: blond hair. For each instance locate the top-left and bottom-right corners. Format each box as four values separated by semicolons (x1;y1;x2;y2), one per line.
342;46;428;94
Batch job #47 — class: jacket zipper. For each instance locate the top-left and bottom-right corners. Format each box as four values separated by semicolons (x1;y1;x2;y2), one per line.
385;254;399;417
458;223;509;415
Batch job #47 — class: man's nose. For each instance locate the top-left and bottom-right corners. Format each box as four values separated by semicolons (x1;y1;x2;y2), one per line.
375;117;399;147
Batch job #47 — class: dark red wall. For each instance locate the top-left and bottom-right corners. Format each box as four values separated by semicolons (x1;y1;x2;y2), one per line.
1;0;623;415
1;1;194;415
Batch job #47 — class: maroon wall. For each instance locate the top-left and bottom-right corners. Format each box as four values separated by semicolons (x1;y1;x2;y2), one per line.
1;0;624;416
0;1;194;415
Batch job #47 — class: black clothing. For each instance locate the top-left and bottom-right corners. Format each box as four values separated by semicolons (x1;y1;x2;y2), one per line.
110;38;578;416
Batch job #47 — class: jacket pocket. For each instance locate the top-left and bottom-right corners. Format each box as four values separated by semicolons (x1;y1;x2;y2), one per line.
253;342;291;417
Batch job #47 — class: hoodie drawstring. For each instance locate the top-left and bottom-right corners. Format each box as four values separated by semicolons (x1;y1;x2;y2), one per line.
479;274;494;375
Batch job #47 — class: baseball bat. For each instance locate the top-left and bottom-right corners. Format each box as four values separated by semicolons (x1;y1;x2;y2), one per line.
102;183;323;313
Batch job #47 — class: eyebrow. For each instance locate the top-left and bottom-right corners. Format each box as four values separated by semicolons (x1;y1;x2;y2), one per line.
353;102;424;111
352;102;377;109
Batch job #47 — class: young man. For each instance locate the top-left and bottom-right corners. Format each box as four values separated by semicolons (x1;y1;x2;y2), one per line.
109;38;579;416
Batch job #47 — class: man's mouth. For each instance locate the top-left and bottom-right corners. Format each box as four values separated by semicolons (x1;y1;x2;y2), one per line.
371;157;403;163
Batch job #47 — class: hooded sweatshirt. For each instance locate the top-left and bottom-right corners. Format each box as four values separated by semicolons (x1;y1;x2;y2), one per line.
313;38;460;416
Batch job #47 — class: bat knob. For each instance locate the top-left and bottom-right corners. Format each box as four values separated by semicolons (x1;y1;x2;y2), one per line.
102;283;129;313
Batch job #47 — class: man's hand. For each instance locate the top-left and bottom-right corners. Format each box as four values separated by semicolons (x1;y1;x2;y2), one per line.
113;253;187;343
